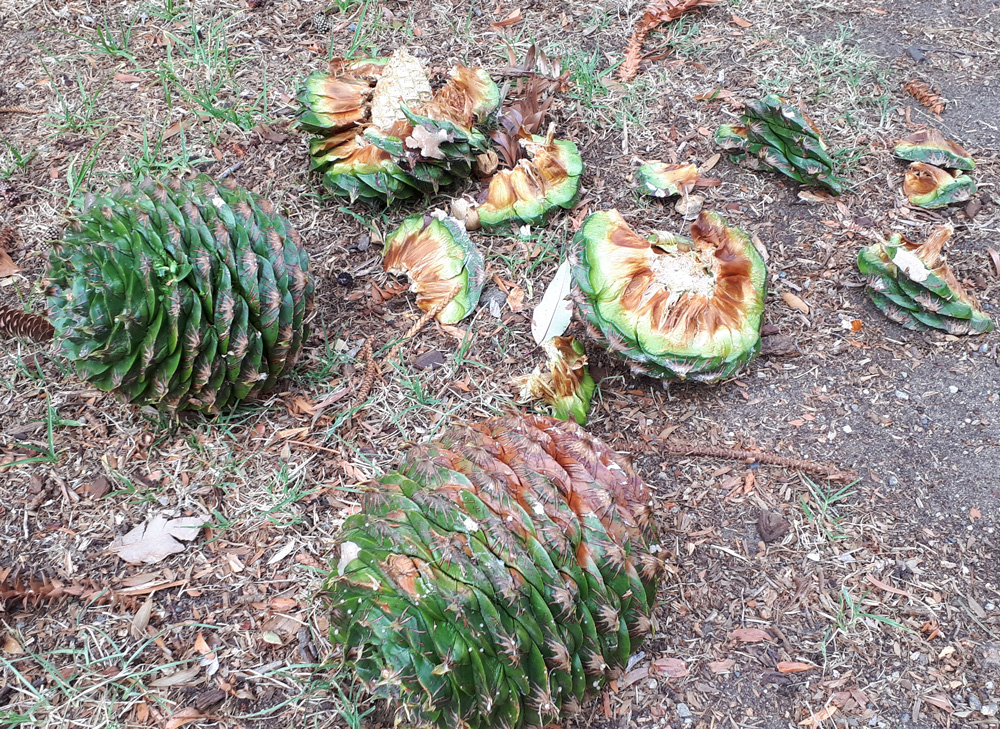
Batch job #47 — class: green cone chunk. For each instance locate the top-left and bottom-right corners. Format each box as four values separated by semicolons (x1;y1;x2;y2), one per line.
894;129;975;171
324;413;663;729
716;94;846;195
515;336;596;425
634;162;699;199
45;175;314;412
903;161;976;209
382;214;486;324
858;226;992;335
571;210;767;382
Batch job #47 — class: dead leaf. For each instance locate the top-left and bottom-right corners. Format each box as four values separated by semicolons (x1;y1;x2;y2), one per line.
708;658;735;674
130;596;154;640
150;664;201;688
758;510;790;543
865;574;914;598
78;475;110;499
651;656;689;677
700;152;721;172
491;8;522;28
506;285;525;312
797;189;835;204
923;695;954;713
111;515;205;565
988;249;1000;278
970;507;982;521
777;661;816;673
0;249;20;277
782;291;810;314
799;705;838;726
531;260;574;345
730;13;752;26
163;117;197;140
261;631;283;645
165;707;208;729
193;632;212;656
113;72;143;83
729;627;773;643
3;635;23;654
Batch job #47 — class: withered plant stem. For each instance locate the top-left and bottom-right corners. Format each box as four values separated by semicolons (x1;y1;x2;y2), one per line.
0;107;44;114
661;439;857;482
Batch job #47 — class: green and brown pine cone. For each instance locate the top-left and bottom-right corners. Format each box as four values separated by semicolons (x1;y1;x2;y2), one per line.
45;175;314;413
324;413;664;729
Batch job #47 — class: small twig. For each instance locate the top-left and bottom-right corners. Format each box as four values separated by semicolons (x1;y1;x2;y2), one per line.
919;47;982;58
355;340;377;404
0;107;44;115
217;161;245;180
661;439;857;483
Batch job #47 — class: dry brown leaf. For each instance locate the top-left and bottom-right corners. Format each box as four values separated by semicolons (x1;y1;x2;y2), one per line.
130;596;154;640
165;707;208;729
923;695;954;713
729;627;773;643
113;72;143;83
799;705;838;726
970;507;982;521
193;632;212;656
150;664;201;688
506;285;525;312
491;8;522;28
708;658;735;674
3;635;23;654
700;152;721;172
619;0;719;82
651;656;689;677
865;574;914;598
782;292;810;314
988;249;1000;278
730;13;752;26
111;515;205;565
163;117;197;140
777;661;816;673
0;249;20;277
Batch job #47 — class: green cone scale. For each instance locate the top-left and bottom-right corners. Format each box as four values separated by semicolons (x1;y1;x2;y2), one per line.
634;162;699;199
903;161;976;209
382;214;486;324
514;336;596;425
894;129;975;171
858;226;992;335
571;210;767;382
717;94;846;195
45;175;314;412
324;413;664;729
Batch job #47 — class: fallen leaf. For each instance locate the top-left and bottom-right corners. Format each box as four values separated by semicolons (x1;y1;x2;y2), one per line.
970;507;982;521
193;632;212;656
506;285;525;312
730;13;752;27
708;658;735;674
412;349;446;370
531;260;574;345
797;189;834;204
865;574;914;598
78;475;110;499
3;635;23;654
729;627;773;643
163;117;198;140
0;249;20;277
150;664;201;688
111;515;205;565
491;8;522;28
130;596;154;639
261;631;283;645
923;695;954;713
651;657;689;677
777;661;816;673
700;152;721;172
799;705;838;726
782;291;810;314
113;72;143;83
758;510;790;543
165;707;208;729
988;249;1000;278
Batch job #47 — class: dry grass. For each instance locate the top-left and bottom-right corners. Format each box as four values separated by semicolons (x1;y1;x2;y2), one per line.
2;0;999;727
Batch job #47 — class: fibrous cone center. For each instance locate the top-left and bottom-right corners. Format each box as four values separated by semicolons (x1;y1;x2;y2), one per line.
648;246;717;300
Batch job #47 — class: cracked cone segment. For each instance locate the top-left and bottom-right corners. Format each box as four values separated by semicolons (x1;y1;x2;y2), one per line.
634;162;699;199
717;94;846;195
893;129;975;171
858;226;992;335
571;210;767;382
478;130;583;229
902;161;976;209
324;412;664;729
515;336;596;425
382;214;486;324
298;49;499;204
45;175;314;412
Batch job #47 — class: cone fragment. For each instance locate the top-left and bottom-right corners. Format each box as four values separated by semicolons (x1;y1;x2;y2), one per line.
515;336;596;425
858;226;992;335
45;175;314;412
893;129;975;171
634;162;699;199
902;161;976;209
324;412;664;729
0;307;54;342
571;210;767;382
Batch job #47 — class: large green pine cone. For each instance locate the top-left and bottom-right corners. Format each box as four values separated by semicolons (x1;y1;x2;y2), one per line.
324;413;664;729
45;175;315;412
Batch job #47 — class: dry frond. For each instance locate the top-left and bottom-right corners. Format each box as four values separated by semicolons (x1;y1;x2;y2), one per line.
903;79;945;115
619;0;719;82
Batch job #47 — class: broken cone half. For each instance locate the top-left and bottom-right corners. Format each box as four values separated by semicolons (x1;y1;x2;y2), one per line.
894;129;975;171
571;210;767;382
634;162;699;199
514;336;596;425
382;214;487;324
858;225;992;335
902;161;976;209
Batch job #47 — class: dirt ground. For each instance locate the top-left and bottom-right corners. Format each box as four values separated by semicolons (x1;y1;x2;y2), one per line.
1;0;998;728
